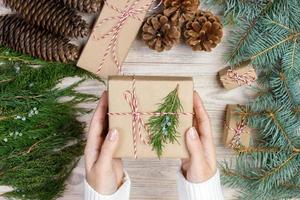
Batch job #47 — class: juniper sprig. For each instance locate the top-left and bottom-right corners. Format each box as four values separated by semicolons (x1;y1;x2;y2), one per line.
0;46;99;200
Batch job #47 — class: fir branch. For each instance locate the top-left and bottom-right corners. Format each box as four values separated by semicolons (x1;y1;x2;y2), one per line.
222;167;256;181
283;37;300;71
225;0;273;23
266;111;299;151
275;72;296;108
266;18;293;32
290;39;297;69
237;146;281;154
250;31;300;60
213;0;300;73
226;0;273;62
222;153;300;182
257;153;299;185
204;0;300;198
147;85;183;158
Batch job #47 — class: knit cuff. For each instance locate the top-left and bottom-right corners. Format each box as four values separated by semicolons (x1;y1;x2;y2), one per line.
84;172;131;200
177;170;224;200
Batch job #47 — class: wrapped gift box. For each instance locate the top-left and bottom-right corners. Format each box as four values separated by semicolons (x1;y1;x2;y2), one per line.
224;104;251;149
77;0;153;77
219;61;257;90
108;75;194;158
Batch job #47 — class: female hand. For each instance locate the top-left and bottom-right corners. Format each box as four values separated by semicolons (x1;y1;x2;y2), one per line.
84;91;124;195
181;92;217;183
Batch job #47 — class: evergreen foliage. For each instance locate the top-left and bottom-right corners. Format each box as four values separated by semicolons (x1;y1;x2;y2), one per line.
148;85;182;158
0;47;99;200
204;0;300;199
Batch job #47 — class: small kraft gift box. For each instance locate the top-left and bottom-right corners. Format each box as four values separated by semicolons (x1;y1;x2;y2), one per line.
223;104;251;149
218;61;257;90
108;75;194;159
77;0;155;78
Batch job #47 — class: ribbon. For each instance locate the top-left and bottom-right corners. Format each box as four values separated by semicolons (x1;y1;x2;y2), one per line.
223;68;256;86
92;0;157;74
225;118;248;148
108;77;194;159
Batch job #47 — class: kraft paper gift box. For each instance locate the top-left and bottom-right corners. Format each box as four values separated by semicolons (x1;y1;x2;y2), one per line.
77;0;154;78
223;105;251;149
218;61;257;90
108;76;194;158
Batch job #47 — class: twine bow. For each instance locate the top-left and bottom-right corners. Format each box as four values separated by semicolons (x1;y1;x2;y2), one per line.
108;77;193;159
92;0;156;74
225;68;256;86
225;119;248;148
124;84;152;159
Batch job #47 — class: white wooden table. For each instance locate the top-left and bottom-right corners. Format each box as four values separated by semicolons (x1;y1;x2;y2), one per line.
0;5;255;200
56;33;254;200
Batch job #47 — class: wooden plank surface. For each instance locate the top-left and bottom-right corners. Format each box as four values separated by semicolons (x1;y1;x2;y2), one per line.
0;5;255;200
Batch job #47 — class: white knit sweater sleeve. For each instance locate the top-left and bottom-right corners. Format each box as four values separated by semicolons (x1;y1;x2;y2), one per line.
177;170;224;200
84;172;131;200
85;170;223;200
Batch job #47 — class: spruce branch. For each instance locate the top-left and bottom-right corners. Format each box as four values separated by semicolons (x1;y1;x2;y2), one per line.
221;166;300;200
250;31;300;61
221;69;300;198
266;18;292;32
237;146;281;154
226;0;273;62
204;0;300;198
290;39;297;69
147;85;183;158
213;1;300;73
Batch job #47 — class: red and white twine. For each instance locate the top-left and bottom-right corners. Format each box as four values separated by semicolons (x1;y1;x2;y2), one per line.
225;119;248;148
108;77;194;159
224;68;256;86
92;0;157;74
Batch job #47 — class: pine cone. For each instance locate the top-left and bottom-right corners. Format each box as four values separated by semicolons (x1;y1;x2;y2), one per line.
60;0;103;13
183;10;223;51
0;14;80;63
3;0;89;38
163;0;199;26
142;14;181;52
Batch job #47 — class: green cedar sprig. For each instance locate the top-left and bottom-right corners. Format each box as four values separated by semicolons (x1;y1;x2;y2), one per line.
0;46;99;200
147;85;183;158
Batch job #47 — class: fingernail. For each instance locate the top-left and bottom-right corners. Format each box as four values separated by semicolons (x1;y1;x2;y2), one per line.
108;129;118;141
188;127;198;140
